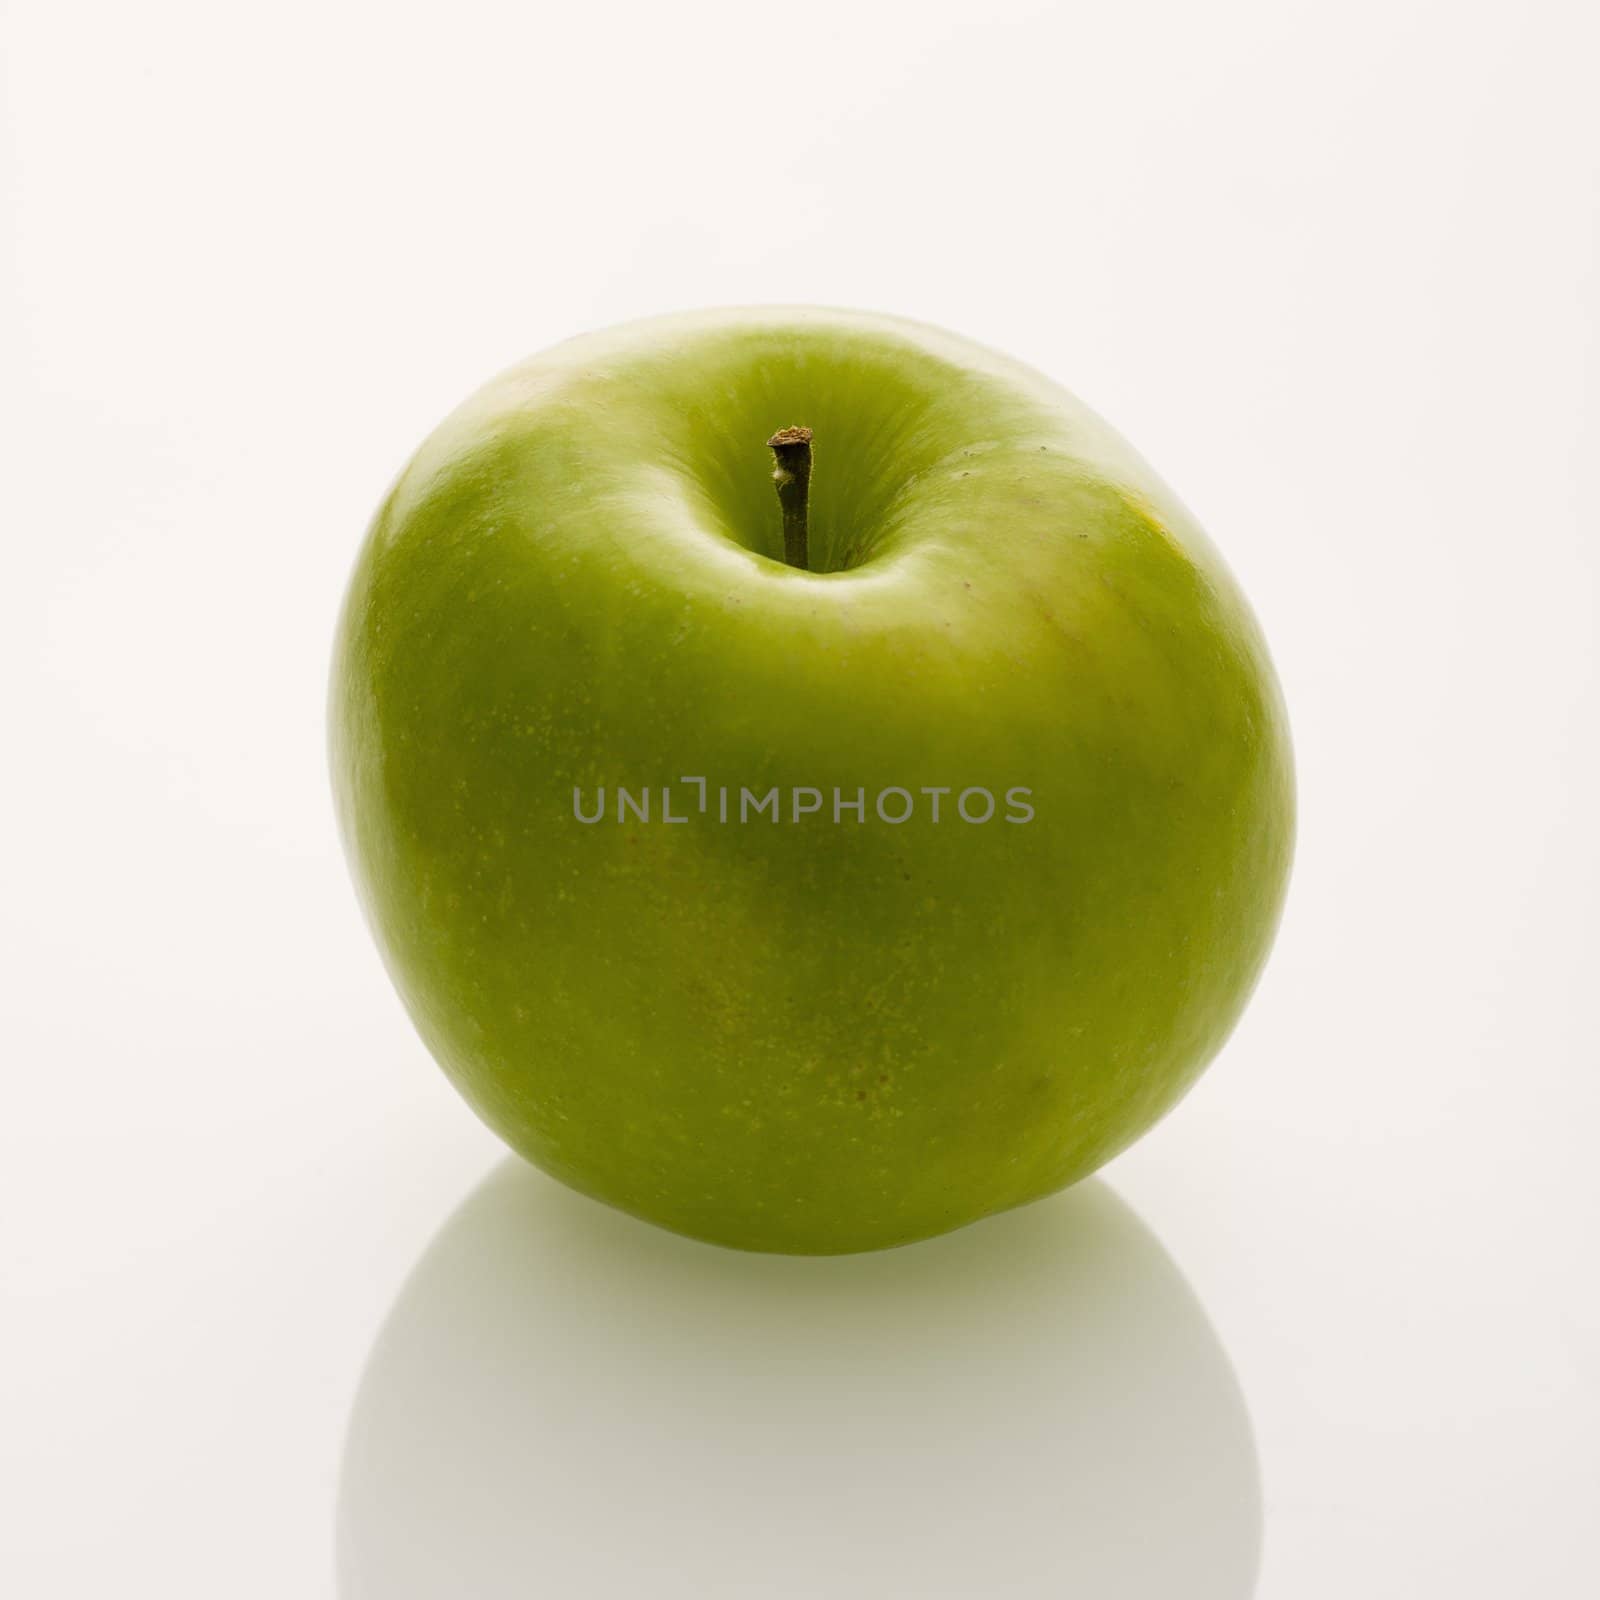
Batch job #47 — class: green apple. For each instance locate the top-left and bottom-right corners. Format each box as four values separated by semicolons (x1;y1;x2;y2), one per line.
330;307;1293;1254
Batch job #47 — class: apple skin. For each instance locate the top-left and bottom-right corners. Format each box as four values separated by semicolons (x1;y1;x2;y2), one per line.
330;308;1293;1254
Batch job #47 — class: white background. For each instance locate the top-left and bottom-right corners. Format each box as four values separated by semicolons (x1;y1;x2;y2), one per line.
3;2;1596;1595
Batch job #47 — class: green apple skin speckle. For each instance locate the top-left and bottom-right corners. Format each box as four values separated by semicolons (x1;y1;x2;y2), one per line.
330;307;1294;1254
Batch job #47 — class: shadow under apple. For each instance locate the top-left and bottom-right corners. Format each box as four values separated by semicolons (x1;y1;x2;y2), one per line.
336;1158;1261;1599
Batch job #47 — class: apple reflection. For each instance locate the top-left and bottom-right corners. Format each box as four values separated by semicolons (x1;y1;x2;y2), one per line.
337;1160;1261;1598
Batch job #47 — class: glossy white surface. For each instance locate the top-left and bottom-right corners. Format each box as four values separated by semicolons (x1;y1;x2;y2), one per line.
3;2;1596;1595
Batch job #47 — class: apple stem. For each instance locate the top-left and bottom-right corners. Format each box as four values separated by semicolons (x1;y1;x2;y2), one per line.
767;426;814;570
